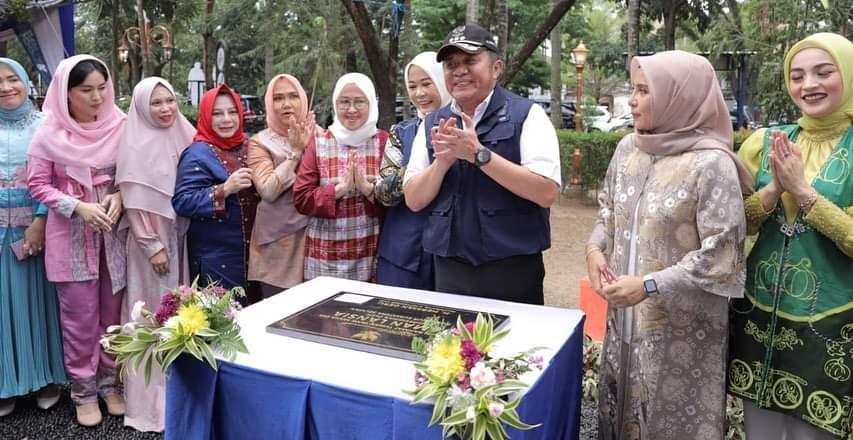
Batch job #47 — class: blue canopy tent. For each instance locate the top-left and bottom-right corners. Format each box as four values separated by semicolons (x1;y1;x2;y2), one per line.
0;0;75;83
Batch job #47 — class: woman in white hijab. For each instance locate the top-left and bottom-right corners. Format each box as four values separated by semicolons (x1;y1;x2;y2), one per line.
293;73;389;281
374;51;450;290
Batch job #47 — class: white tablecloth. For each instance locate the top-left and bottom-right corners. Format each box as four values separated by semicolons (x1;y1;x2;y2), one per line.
231;276;585;400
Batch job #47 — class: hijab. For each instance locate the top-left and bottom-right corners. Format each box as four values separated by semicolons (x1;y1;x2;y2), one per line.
783;32;853;132
115;77;195;220
194;84;245;149
0;57;34;122
264;74;308;137
28;55;126;189
328;73;378;146
404;51;451;119
630;50;754;194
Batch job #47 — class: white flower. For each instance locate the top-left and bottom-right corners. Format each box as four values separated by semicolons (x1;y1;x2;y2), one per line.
121;322;137;333
130;300;146;322
488;402;505;418
99;336;111;350
469;362;496;390
106;324;122;334
465;406;477;422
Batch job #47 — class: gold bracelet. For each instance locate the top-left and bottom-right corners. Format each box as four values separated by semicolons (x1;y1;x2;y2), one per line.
799;191;818;213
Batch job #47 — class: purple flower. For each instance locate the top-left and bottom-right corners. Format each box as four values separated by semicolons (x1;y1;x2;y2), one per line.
180;287;195;300
155;292;180;325
460;339;482;370
458;373;471;391
464;322;475;334
414;371;428;387
212;286;227;297
528;355;545;370
495;368;506;383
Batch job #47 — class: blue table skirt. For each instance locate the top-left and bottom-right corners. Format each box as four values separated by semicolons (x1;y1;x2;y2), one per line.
165;318;584;440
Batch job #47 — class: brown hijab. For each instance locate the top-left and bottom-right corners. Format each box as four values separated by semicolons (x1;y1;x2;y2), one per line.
630;51;754;194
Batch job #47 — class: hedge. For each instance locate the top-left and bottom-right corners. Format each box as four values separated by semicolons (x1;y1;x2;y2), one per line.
557;129;755;190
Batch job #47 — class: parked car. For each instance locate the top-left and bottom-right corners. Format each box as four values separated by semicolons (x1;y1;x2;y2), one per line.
585;105;611;131
531;98;576;129
241;94;266;133
592;113;633;132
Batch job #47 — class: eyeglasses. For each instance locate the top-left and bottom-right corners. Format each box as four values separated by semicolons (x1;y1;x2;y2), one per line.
337;99;369;111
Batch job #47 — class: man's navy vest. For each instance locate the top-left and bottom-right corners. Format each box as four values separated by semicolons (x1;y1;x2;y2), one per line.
377;117;429;271
423;86;550;266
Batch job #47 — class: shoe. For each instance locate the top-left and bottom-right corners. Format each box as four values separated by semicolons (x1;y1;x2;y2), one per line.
0;398;15;417
36;384;61;410
75;402;102;427
102;393;125;416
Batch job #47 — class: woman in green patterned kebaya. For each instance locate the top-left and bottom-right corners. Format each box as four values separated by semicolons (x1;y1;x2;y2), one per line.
728;32;853;440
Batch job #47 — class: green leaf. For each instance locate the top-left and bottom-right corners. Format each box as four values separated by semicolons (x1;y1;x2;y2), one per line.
473;414;487;440
442;408;470;426
499;408;540;431
411;383;438;404
429;392;447;426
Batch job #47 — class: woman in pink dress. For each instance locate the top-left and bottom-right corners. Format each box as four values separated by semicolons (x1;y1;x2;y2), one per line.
115;77;194;432
27;55;127;427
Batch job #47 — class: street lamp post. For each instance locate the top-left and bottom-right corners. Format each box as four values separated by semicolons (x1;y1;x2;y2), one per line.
570;41;590;186
117;10;173;79
571;41;589;132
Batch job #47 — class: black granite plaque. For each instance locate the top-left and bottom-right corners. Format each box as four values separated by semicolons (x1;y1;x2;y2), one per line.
266;292;510;360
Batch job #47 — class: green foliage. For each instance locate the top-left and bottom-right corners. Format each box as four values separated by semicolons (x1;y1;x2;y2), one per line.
0;0;31;22
557;129;625;190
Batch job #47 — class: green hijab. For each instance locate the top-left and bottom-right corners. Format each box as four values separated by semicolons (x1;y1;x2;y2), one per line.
783;32;853;131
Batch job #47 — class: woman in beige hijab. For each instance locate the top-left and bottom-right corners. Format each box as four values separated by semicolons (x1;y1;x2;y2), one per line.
585;51;751;439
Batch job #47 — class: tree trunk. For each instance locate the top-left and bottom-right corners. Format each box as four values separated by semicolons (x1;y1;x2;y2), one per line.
111;0;120;95
482;0;495;29
626;0;640;72
202;0;215;89
137;0;150;78
501;0;576;86
496;0;508;61
466;0;479;24
663;2;676;50
549;0;562;129
340;0;403;129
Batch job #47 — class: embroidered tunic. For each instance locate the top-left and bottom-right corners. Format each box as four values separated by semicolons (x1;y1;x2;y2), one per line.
173;142;259;294
588;135;746;439
729;125;853;438
293;129;386;281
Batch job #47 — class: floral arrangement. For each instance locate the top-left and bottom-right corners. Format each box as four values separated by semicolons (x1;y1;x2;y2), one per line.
581;335;602;402
101;281;248;383
409;313;544;440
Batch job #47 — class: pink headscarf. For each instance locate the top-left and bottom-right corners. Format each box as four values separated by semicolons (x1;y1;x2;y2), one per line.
264;74;308;138
630;51;754;194
116;77;195;220
28;54;127;189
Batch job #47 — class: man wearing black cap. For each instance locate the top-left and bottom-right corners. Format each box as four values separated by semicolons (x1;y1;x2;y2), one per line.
403;23;561;305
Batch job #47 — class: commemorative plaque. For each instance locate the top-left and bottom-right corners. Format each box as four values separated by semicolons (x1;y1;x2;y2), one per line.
266;292;510;360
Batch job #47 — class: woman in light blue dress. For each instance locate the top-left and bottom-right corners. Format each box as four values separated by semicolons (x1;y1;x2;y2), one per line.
0;58;66;416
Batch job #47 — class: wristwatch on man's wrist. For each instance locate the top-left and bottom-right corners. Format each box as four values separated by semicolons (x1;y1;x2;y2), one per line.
474;147;492;167
642;274;659;297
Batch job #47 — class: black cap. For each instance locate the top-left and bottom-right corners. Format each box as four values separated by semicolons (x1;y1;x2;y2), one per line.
436;24;499;62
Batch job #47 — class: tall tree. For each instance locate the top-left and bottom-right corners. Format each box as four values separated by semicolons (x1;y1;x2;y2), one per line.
340;0;406;128
626;0;640;72
549;0;562;128
466;0;479;23
501;0;576;85
202;0;215;88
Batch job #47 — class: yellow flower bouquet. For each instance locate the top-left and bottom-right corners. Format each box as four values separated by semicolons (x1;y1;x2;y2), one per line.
409;314;544;440
101;280;248;383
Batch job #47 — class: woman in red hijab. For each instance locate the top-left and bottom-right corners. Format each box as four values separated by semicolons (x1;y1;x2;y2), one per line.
172;85;260;304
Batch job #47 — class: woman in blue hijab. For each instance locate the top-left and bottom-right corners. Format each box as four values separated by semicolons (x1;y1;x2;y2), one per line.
0;58;66;417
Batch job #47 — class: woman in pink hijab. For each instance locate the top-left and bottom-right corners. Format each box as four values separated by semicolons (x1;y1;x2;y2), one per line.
115;77;194;432
246;74;313;297
585;51;751;439
27;55;127;427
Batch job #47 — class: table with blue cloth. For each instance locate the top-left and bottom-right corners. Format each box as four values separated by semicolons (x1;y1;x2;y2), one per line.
165;276;585;440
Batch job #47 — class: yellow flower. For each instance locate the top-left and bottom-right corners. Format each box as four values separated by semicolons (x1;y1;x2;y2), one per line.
174;303;209;336
425;335;465;384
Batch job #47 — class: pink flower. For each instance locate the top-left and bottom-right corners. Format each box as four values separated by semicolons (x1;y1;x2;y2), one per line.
460;339;482;369
495;368;506;383
155;292;180;325
414;371;428;387
212;286;227;297
528;355;545;370
488;402;504;418
180;287;195;299
464;322;475;334
469;362;496;390
458;373;471;391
